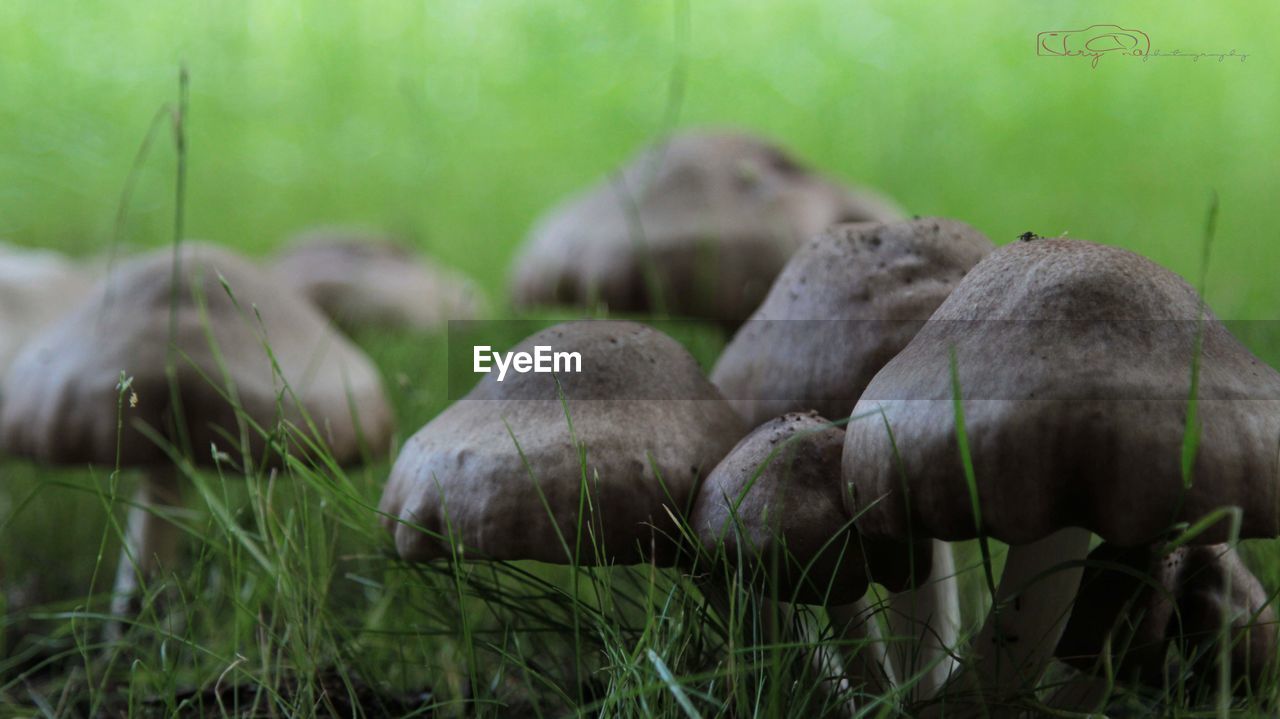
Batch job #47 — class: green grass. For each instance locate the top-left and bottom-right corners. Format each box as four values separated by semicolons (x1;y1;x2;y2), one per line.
4;1;1280;716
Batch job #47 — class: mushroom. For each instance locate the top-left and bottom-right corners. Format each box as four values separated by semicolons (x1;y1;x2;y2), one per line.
692;412;875;605
1176;546;1277;692
270;227;486;333
842;238;1280;712
711;219;993;429
0;242;394;614
0;243;94;376
690;411;959;704
508;130;904;325
379;320;744;566
1053;542;1277;710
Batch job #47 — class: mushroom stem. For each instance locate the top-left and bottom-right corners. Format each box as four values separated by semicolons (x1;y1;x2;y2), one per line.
935;527;1093;716
827;595;896;699
827;541;964;709
881;539;962;700
110;468;183;617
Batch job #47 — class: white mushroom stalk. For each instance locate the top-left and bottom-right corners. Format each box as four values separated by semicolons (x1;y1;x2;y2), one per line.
110;468;184;617
882;538;962;699
925;528;1092;717
829;538;962;703
825;596;895;702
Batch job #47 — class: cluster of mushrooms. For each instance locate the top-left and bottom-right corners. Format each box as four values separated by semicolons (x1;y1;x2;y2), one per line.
2;130;1277;715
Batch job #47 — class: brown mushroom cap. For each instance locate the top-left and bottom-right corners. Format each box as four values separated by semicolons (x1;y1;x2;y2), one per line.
0;242;394;467
0;245;93;374
271;227;485;333
508;130;904;325
379;320;745;566
1177;545;1277;688
711;219;993;428
692;412;862;603
691;411;921;604
844;238;1280;547
1057;543;1277;691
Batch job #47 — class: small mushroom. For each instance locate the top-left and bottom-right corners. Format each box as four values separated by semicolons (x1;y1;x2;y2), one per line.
270;227;486;333
711;219;993;428
692;411;880;604
509;130;904;325
379;320;744;566
0;242;394;614
843;238;1280;711
1054;542;1276;709
691;411;960;703
1176;546;1277;691
0;243;94;376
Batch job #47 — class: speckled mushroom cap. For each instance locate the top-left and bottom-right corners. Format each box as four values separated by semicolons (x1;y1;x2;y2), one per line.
690;411;920;604
1057;543;1276;689
509;130;904;325
0;244;93;375
844;238;1280;547
271;227;485;333
379;320;745;566
711;219;993;428
0;242;394;467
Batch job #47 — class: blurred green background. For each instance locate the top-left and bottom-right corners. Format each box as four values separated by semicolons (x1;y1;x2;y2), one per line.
1;1;1276;316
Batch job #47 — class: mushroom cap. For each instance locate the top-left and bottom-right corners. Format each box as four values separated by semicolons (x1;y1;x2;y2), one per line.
690;411;920;603
1176;545;1277;688
844;239;1280;546
0;242;394;468
711;219;993;428
1057;543;1276;690
508;130;904;325
0;244;94;375
379;320;745;566
271;227;485;333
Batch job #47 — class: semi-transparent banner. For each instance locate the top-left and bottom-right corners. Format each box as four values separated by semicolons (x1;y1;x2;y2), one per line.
446;319;1280;401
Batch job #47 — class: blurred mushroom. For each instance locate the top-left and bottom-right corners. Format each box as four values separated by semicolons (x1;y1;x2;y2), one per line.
271;227;485;333
843;238;1280;712
379;320;744;566
711;219;993;428
691;411;959;703
509;130;904;325
0;243;94;376
0;242;394;615
1053;542;1277;710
